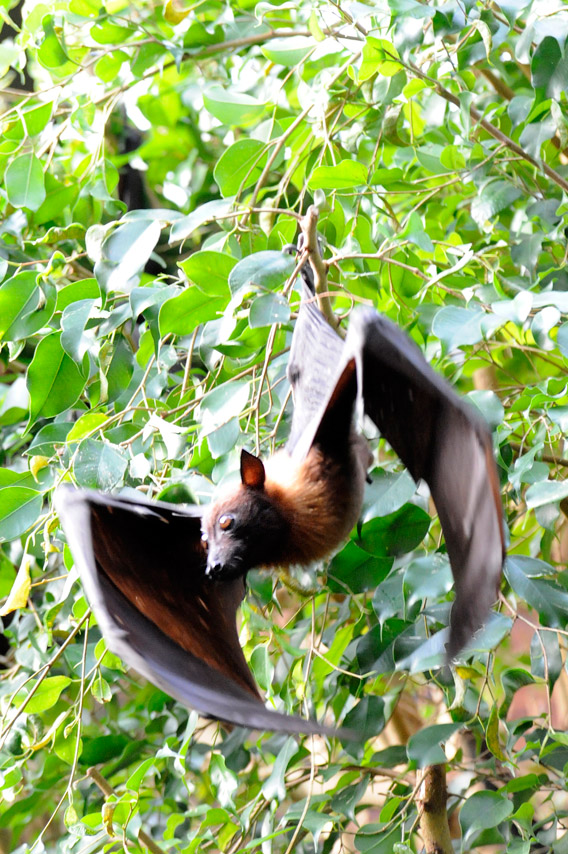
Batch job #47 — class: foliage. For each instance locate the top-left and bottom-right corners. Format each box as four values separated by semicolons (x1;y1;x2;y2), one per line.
1;0;568;851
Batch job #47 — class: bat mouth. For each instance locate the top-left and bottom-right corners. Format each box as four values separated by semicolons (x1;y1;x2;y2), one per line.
205;556;244;580
205;561;223;578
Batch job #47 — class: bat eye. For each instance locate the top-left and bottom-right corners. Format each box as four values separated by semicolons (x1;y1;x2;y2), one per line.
218;514;234;531
201;532;208;544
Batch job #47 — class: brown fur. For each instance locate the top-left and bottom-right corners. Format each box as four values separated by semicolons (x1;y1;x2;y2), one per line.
202;434;371;573
261;439;369;566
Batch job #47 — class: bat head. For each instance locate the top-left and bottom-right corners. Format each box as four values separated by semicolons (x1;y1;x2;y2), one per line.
201;450;290;580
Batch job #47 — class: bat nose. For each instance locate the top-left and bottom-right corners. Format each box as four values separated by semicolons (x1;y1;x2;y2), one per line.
206;559;223;578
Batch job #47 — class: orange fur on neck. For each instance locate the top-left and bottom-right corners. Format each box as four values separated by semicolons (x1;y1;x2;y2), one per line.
203;437;371;574
261;438;369;568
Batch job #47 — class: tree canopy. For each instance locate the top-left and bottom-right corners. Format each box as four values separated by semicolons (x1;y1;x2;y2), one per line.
1;0;568;851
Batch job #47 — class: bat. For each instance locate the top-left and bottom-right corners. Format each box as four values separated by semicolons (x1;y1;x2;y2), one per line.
55;487;339;735
56;245;505;735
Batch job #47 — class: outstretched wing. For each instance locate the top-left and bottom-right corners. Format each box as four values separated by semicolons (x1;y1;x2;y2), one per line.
56;486;342;735
286;266;504;656
346;308;505;657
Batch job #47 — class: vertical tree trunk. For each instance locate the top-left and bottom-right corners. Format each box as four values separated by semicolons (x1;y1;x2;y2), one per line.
417;764;454;854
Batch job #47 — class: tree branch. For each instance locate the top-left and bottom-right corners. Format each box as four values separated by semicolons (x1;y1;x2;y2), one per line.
407;61;568;194
299;206;341;331
417;765;454;854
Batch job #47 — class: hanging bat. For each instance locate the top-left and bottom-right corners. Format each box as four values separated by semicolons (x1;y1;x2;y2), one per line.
56;247;505;735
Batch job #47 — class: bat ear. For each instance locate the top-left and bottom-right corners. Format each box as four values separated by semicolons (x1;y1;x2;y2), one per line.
240;449;266;490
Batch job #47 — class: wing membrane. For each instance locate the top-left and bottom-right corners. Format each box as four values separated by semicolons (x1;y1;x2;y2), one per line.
56;486;342;735
347;309;505;656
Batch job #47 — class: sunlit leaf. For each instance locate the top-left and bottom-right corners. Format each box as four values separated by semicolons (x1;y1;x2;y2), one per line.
27;333;85;425
5;154;46;211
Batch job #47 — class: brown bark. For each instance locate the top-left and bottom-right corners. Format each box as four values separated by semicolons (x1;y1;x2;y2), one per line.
417;765;454;854
299;206;342;332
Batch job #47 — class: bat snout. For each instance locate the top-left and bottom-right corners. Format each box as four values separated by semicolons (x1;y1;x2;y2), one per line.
205;559;223;578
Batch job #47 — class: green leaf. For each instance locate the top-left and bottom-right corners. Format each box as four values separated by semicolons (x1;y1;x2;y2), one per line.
372;574;404;623
126;757;156;792
0;486;43;542
159;287;228;336
343;696;385;738
27;332;85;425
309;160;368;190
5;154;46;211
440;145;466;171
228;251;295;295
407;722;462;766
356;504;430;557
486;703;507;761
395;629;447;673
261;36;313;66
95;49;128;82
250;644;273;692
214;139;269;196
362;470;415;521
199;380;250;429
400;211;433;252
27;422;72;456
531;36;568;99
95;220;162;292
15;676;71;713
460;790;513;846
56;278;100;312
506;555;553;578
357;620;409;672
91;21;133;43
520;116;557;159
73;439;128;490
404;554;452;605
203;86;266;126
530;629;562;689
60;299;97;365
471;180;523;225
355;824;404;854
209;753;238;808
179;251;235;296
390;0;435;16
67;412;109;442
169;197;236;243
0;272;55;341
331;776;369;822
22;101;53;136
261;738;297;801
328;540;392;594
359;37;401;81
91;673;112;702
504;561;568;627
249;293;290;327
432;306;485;350
207;419;240;459
79;734;130;766
38;15;71;69
467;390;505;429
525;479;568;508
557;322;568;359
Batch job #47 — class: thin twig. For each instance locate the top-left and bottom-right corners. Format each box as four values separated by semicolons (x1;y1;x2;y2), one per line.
87;769;166;854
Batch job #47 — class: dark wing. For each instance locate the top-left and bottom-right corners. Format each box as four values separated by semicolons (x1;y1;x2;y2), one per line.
286;278;346;459
56;486;343;736
346;308;505;658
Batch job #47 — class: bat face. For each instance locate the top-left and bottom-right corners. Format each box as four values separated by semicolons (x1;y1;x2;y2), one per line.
201;449;292;579
201;483;290;579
